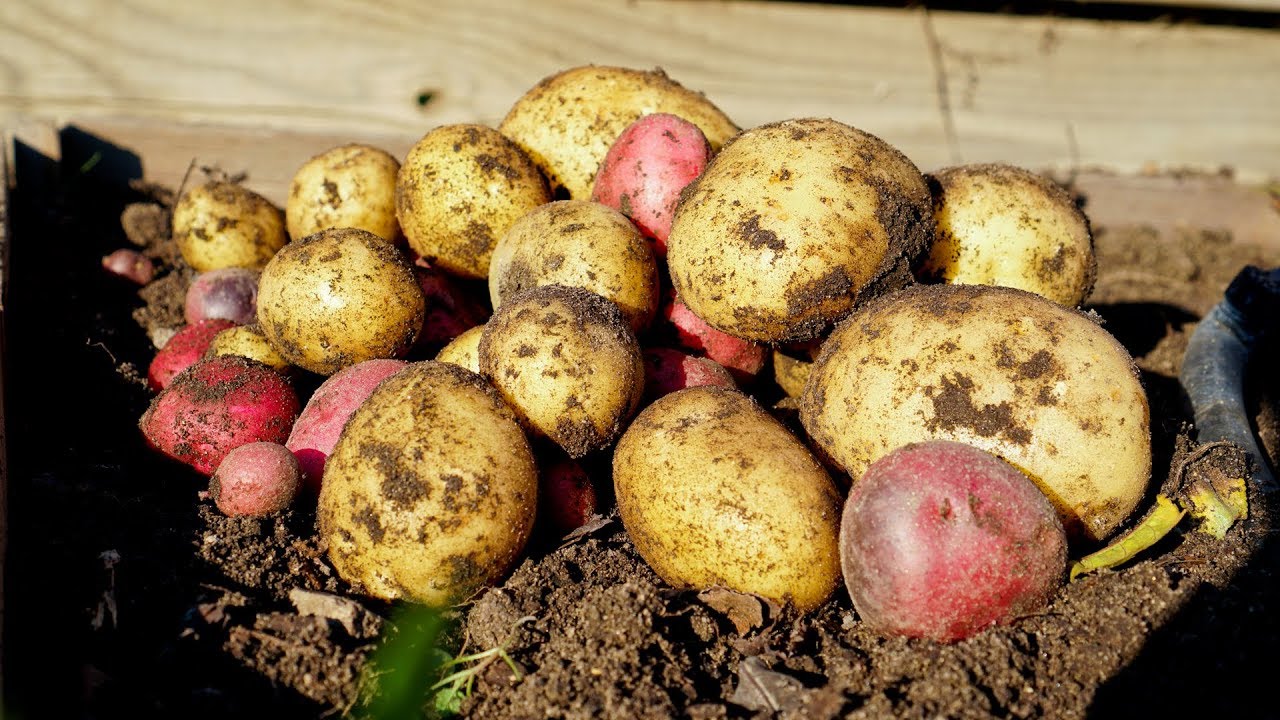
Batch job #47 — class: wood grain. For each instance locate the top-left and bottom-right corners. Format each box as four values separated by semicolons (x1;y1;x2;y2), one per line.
2;0;1278;179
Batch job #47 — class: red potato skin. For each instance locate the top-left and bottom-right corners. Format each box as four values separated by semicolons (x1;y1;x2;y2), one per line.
591;113;711;256
139;355;300;476
411;262;490;357
540;454;598;534
147;318;238;391
102;248;155;285
285;358;407;492
210;442;302;517
841;440;1067;643
642;347;736;402
656;292;766;382
185;267;260;325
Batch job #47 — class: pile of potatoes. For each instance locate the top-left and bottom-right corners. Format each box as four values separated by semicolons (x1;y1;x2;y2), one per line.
131;64;1153;639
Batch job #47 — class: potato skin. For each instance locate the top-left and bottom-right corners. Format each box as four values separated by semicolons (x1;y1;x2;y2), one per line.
801;283;1151;543
256;227;424;375
488;200;659;334
499;65;739;200
614;386;842;612
396;124;551;280
920;163;1096;307
479;285;643;458
666;118;933;343
173;181;287;271
287;143;402;243
434;324;484;373
318;361;537;605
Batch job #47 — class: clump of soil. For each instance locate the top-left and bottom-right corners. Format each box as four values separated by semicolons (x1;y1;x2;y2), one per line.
4;162;1277;720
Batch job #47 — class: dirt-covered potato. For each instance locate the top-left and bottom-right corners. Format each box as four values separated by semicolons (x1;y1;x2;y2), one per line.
614;386;842;611
173;181;288;271
256;227;424;375
920;163;1096;307
801;283;1151;543
434;324;484;373
318;361;537;605
666;118;933;343
206;324;291;373
489;200;659;334
499;65;739;200
479;285;643;458
396;124;551;279
286;144;401;243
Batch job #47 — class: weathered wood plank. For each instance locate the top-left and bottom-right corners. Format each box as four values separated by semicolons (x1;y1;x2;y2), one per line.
1;0;1277;179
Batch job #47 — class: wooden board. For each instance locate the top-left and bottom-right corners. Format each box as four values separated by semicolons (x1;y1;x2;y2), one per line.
2;0;1278;181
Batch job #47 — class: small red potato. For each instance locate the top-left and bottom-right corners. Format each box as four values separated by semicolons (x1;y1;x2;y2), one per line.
210;442;302;517
285;358;407;492
412;262;489;357
101;248;155;285
657;292;766;382
642;347;736;402
147;318;237;391
841;440;1068;643
591;113;711;255
539;452;598;535
139;355;300;476
185;267;260;325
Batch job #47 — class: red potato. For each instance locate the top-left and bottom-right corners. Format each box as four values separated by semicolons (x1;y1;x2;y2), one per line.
642;347;736;402
412;262;490;357
102;248;155;285
591;113;712;255
657;292;767;382
210;442;302;517
285;358;408;492
147;318;237;391
539;453;598;534
185;267;260;325
140;355;300;476
840;440;1067;643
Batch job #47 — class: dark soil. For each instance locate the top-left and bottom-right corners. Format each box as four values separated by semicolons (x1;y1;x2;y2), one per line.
4;143;1278;720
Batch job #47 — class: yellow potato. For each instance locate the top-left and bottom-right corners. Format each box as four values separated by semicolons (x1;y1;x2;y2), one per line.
479;285;643;458
205;324;291;373
499;65;739;199
489;200;659;334
800;283;1151;543
920;163;1096;307
666;118;933;343
172;181;287;271
318;361;537;605
434;324;485;374
614;386;842;611
256;227;424;375
396;124;551;279
286;143;401;243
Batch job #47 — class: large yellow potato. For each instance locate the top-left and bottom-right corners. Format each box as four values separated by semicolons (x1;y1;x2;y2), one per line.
479;285;643;458
499;65;739;199
920;163;1096;307
614;386;842;611
396;124;551;280
256;227;424;375
318;361;537;605
800;283;1151;543
286;143;402;243
666;118;933;343
489;200;659;334
173;181;287;271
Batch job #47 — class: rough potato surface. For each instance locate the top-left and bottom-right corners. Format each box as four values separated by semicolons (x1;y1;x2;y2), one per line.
435;325;485;374
921;163;1096;307
666;118;933;343
256;227;424;375
614;386;842;611
499;65;739;200
480;285;643;458
173;181;287;272
489;200;659;334
287;143;402;243
318;361;537;605
396;124;550;279
801;283;1151;542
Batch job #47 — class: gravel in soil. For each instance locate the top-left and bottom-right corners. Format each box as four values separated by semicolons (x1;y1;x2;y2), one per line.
4;157;1278;719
